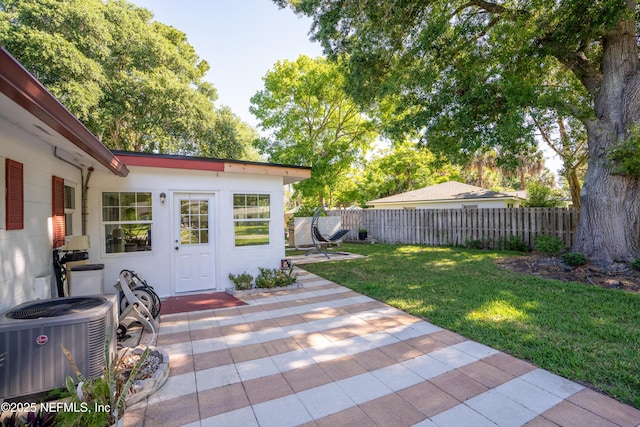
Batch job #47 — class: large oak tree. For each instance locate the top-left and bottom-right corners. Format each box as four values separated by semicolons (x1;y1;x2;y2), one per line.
278;0;640;264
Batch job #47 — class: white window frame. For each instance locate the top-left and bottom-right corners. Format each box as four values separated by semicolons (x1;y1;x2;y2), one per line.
233;193;271;247
101;191;153;255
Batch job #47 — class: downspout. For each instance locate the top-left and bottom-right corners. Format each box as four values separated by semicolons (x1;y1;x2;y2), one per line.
53;148;93;235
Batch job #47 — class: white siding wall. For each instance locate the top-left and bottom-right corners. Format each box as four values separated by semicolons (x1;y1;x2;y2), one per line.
0;117;84;312
88;165;286;297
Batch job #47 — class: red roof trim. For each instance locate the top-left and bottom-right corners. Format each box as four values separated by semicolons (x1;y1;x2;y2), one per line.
0;47;128;177
116;154;225;171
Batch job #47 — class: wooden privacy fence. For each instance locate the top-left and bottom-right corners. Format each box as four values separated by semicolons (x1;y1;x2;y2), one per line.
330;208;579;249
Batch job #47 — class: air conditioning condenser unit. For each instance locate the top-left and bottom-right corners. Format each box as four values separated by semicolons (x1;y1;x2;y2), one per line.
0;294;117;399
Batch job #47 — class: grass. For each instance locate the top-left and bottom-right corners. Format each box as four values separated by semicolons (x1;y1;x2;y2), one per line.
301;243;640;409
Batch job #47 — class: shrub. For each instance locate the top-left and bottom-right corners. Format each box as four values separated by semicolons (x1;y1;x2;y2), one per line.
630;258;640;271
228;272;254;290
562;252;586;267
522;182;564;207
535;235;564;256
255;267;296;289
465;239;483;249
501;235;531;252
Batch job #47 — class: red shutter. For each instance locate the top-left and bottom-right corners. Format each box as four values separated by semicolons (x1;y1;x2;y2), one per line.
6;159;23;230
52;176;65;248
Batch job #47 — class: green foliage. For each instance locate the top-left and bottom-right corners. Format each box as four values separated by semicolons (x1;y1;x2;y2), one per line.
464;239;484;250
464;236;530;252
0;0;256;159
562;252;586;267
355;140;463;206
61;332;149;425
535;235;564;256
228;272;254;290
522;182;564;208
250;55;376;206
501;236;531;252
255;266;296;289
630;258;640;271
608;126;640;179
294;205;320;217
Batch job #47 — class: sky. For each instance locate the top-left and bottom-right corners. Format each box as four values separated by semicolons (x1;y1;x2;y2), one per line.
129;0;324;128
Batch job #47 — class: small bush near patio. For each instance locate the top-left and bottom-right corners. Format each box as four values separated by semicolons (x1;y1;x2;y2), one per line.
228;272;254;290
302;243;640;409
255;267;296;288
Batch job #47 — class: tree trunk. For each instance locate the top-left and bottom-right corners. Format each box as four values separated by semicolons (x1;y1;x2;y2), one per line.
572;15;640;264
565;168;581;212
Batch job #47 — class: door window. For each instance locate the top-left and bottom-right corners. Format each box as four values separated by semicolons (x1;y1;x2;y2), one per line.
180;199;209;245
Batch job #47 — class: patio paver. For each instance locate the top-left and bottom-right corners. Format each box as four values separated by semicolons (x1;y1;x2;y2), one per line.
125;267;640;427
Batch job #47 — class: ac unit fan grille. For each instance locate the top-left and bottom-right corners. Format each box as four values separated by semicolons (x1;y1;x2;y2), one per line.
6;297;104;319
88;318;107;377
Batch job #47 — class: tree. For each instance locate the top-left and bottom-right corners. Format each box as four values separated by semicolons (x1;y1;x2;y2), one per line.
0;0;255;159
530;112;588;211
250;55;376;206
523;182;564;208
277;0;640;264
361;141;462;204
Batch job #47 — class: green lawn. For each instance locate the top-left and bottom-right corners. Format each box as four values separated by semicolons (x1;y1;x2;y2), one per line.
300;243;640;409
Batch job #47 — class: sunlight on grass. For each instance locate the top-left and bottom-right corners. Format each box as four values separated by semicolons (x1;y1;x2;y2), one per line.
303;243;640;409
466;299;530;323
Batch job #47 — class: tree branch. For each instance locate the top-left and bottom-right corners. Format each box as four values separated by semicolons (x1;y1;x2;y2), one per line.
453;0;510;17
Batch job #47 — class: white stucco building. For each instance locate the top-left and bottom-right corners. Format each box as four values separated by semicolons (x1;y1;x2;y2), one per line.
0;47;310;313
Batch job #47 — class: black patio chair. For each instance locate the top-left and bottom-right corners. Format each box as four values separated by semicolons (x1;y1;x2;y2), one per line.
305;206;350;259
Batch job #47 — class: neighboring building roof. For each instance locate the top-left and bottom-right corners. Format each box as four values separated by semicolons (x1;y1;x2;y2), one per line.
113;151;312;185
0;46;128;177
368;181;524;205
504;190;528;199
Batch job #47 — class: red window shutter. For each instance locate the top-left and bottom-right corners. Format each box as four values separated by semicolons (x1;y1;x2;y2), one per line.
6;159;24;230
52;176;65;248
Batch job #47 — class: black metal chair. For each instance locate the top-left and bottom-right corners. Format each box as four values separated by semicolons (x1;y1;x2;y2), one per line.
305;206;350;258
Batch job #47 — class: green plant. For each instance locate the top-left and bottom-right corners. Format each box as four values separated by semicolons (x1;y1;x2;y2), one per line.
562;252;586;266
255;266;296;288
294;205;320;217
60;333;149;425
501;235;531;252
607;125;640;179
228;272;254;290
630;258;640;271
522;182;564;207
535;234;564;256
464;239;483;249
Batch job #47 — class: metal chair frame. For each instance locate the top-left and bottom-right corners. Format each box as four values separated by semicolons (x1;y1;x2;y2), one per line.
305;206;350;259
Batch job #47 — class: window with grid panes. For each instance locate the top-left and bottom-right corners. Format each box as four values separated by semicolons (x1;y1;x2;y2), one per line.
233;193;270;246
102;192;152;253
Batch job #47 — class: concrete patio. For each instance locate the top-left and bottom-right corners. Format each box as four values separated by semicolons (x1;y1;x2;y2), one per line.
123;267;640;427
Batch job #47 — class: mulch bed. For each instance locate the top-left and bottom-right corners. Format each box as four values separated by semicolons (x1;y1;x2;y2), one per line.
496;254;640;293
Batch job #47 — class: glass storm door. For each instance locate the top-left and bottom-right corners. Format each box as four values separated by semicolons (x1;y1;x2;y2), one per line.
174;193;215;293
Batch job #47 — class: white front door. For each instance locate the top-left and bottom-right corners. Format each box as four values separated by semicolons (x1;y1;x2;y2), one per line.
174;193;215;293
